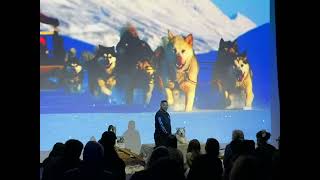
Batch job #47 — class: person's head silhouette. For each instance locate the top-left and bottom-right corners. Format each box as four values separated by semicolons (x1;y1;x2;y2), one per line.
128;120;135;130
256;130;271;146
108;125;116;135
205;138;220;157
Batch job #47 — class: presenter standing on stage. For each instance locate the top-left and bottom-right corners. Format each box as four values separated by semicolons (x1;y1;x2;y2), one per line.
154;100;172;147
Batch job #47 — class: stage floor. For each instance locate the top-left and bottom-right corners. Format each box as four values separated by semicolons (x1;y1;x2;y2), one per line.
40;109;271;151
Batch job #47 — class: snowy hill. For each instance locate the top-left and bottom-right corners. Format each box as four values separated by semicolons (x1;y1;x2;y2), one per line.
40;0;256;53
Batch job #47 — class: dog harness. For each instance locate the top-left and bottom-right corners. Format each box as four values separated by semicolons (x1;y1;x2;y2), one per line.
176;63;197;85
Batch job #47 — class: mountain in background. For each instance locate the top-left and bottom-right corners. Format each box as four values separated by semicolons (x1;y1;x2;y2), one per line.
40;0;256;53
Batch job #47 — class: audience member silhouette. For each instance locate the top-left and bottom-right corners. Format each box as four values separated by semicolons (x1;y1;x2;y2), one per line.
223;130;244;168
229;155;261;180
243;139;255;155
150;157;186;180
187;138;223;180
186;139;201;168
63;141;115;180
42;139;83;180
40;129;278;180
42;142;65;168
166;134;184;172
255;130;276;180
64;139;84;169
130;146;169;180
99;131;126;180
41;142;65;180
108;125;117;135
223;130;246;180
185;139;201;177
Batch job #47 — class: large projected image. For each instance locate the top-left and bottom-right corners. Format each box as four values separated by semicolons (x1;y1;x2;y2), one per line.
40;0;277;150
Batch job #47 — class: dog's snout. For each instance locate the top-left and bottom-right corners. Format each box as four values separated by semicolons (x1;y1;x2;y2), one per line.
105;58;111;65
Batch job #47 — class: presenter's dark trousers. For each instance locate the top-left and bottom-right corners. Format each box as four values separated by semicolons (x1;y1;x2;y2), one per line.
154;133;168;148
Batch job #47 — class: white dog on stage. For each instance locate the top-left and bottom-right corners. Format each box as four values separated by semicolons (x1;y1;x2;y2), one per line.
175;127;188;144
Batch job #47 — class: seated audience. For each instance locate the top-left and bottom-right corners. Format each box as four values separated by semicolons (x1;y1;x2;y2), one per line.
63;141;115;180
187;138;223;180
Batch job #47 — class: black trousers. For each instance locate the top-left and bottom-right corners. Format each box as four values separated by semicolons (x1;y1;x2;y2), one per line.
154;133;168;147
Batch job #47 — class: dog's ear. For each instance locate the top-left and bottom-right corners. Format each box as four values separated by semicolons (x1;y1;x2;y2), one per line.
240;51;248;62
232;40;238;51
154;46;164;58
240;51;246;56
241;51;247;58
185;34;193;46
111;46;116;55
219;38;225;47
233;39;238;46
107;46;116;55
168;30;174;40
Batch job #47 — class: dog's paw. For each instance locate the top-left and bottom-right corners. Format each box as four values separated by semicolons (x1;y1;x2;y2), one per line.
226;105;234;110
243;106;252;110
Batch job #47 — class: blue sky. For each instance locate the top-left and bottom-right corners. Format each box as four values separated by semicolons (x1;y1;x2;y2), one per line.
211;0;270;26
